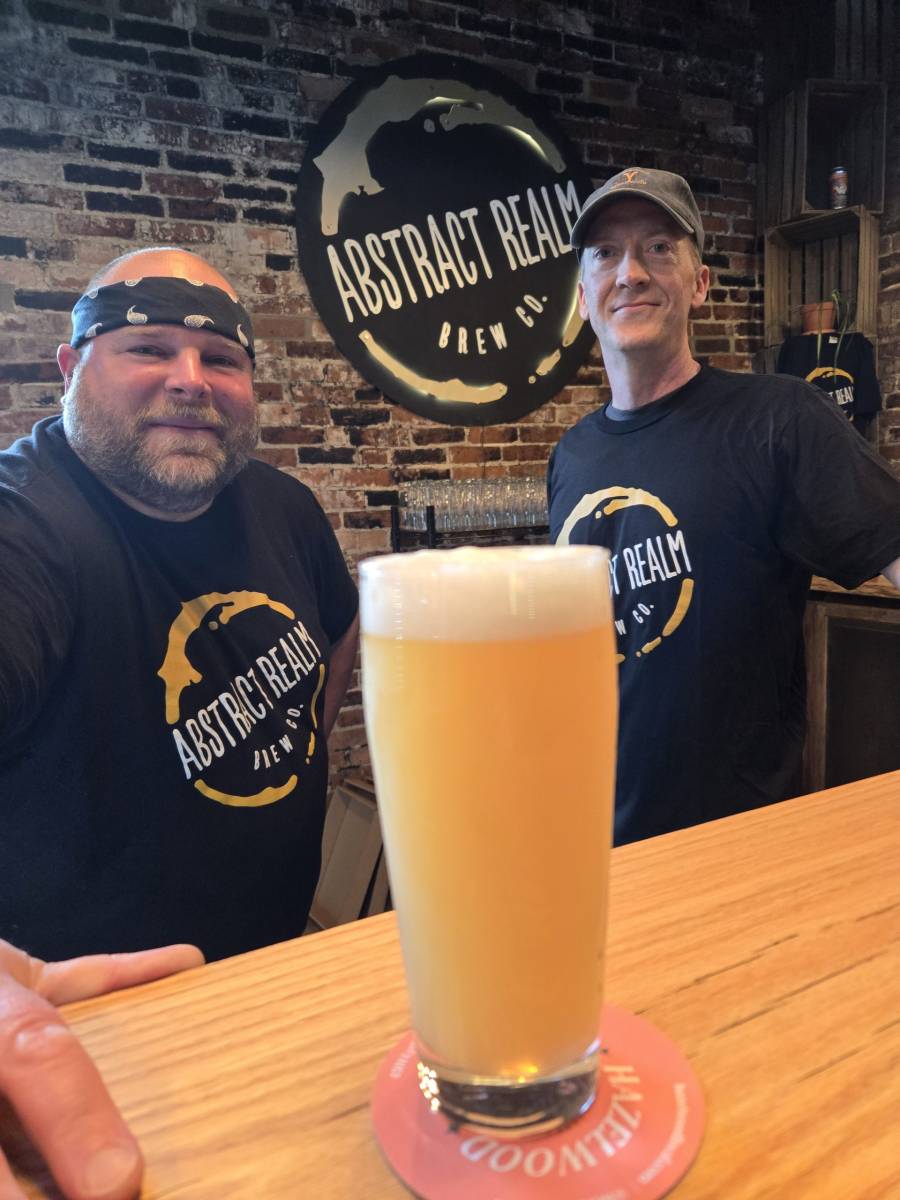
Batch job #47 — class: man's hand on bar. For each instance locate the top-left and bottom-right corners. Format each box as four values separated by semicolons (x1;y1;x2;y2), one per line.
0;939;203;1200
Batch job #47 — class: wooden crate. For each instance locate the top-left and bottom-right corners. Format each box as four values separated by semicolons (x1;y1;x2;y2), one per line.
763;205;879;347
762;80;886;227
825;0;894;80
763;0;894;97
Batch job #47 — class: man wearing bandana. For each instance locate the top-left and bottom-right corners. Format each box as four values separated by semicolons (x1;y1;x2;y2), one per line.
0;248;359;1200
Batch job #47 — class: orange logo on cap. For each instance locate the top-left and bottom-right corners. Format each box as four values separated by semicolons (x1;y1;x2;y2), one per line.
611;168;646;189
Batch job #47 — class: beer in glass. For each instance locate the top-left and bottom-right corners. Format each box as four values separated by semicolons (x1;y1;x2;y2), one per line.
360;545;616;1134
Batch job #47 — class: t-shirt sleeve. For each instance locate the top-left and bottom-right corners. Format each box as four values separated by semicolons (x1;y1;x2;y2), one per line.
771;383;900;588
774;334;814;379
852;335;882;416
0;487;75;752
301;490;359;644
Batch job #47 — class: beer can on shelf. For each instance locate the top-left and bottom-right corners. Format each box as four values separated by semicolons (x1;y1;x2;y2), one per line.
830;166;848;210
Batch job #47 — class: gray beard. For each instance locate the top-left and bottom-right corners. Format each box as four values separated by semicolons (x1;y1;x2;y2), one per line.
64;402;258;516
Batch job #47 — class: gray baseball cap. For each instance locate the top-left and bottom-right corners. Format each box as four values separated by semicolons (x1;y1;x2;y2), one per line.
571;168;704;256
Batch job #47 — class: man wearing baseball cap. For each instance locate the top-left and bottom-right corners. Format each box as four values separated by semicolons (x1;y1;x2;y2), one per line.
549;168;900;845
0;246;359;1199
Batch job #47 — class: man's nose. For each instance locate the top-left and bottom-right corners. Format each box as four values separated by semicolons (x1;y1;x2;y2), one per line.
616;249;650;287
164;349;211;400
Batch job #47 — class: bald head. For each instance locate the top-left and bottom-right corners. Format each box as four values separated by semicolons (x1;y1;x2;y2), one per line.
86;246;239;300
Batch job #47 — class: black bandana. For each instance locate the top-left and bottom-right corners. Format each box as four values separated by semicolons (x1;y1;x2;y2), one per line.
70;277;256;361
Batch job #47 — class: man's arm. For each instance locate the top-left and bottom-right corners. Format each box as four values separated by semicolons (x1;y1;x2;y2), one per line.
323;611;360;738
882;555;900;592
0;940;203;1200
0;495;74;744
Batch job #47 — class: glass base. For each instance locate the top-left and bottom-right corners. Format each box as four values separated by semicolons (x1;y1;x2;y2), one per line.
373;1010;706;1199
416;1048;599;1138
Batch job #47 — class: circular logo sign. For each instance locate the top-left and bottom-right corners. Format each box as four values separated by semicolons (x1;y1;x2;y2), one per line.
296;53;595;426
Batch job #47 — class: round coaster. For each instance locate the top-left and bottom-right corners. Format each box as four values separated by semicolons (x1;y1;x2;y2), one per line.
372;1004;705;1199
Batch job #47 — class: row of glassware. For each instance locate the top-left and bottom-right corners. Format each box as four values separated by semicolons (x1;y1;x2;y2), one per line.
399;477;549;531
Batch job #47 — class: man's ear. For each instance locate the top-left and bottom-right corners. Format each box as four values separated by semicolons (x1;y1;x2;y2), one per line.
577;279;588;320
691;265;710;312
57;344;80;397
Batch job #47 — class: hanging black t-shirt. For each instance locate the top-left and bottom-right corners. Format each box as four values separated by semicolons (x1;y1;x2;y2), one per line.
776;332;881;421
0;417;358;961
548;366;900;845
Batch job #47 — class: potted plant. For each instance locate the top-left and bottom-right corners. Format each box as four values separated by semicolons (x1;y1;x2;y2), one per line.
800;289;854;369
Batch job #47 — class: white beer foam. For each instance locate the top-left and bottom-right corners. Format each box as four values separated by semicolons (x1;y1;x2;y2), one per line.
359;545;611;641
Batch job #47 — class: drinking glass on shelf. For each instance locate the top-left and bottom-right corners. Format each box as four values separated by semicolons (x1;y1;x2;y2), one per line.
525;476;548;527
458;478;479;531
399;483;416;531
360;545;617;1136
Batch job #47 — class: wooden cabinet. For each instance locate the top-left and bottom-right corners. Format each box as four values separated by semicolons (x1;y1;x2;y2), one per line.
803;580;900;791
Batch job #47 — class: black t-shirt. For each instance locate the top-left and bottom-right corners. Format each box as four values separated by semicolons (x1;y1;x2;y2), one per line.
0;417;358;961
548;366;900;845
776;332;881;421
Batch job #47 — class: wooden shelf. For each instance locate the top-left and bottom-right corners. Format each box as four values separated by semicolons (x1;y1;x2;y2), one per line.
763;205;879;346
771;205;873;243
810;575;900;602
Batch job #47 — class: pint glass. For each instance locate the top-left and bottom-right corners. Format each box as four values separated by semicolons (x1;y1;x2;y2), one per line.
360;546;617;1135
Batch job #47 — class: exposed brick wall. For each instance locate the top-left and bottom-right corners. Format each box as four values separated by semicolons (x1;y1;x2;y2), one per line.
1;0;770;778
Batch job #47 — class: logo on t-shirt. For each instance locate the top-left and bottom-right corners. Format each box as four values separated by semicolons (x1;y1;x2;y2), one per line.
804;364;855;413
556;486;693;663
158;590;326;807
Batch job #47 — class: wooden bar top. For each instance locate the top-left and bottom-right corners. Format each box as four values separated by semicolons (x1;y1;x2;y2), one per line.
9;770;900;1199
